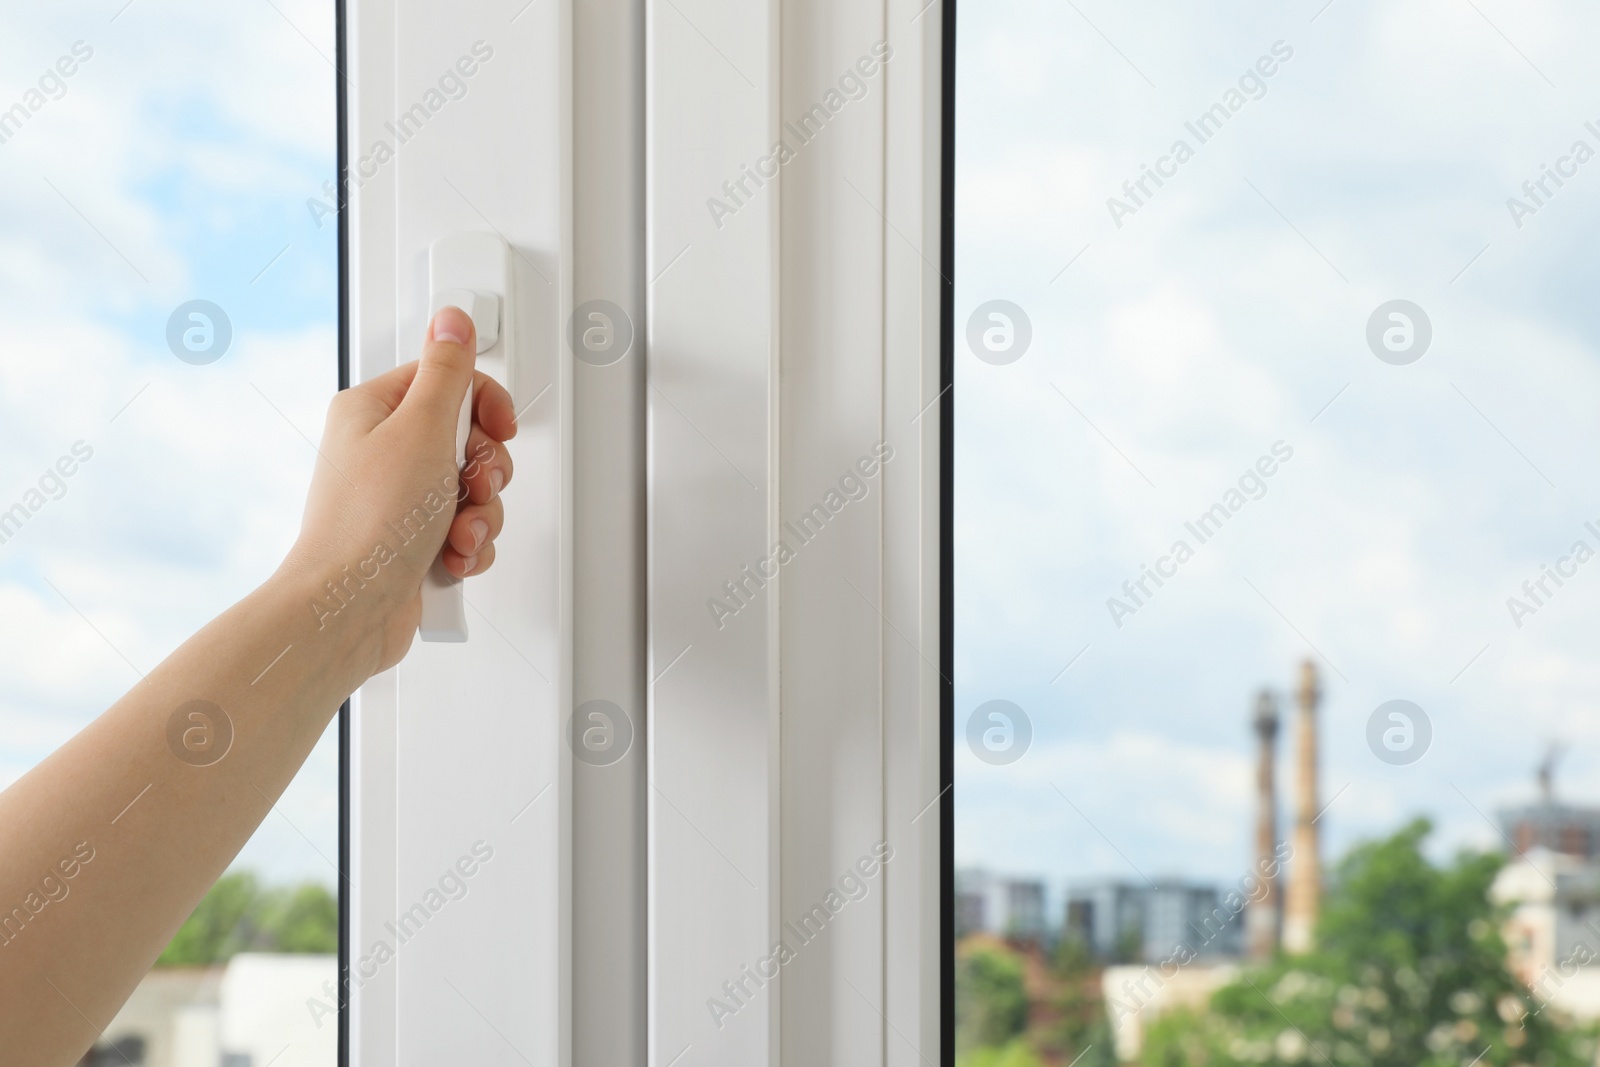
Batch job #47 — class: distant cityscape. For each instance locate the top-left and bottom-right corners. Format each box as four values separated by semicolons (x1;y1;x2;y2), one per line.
957;872;1244;962
957;662;1326;965
957;660;1600;1058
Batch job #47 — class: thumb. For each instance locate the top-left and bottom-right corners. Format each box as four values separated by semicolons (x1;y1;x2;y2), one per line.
403;305;477;429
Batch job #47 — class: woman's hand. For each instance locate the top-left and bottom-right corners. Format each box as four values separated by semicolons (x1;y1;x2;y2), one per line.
280;304;518;674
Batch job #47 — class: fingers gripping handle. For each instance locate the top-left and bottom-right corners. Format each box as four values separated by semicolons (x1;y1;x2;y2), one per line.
419;233;511;643
419;388;474;642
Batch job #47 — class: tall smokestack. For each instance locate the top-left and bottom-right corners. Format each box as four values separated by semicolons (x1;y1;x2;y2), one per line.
1283;660;1322;954
1246;689;1280;962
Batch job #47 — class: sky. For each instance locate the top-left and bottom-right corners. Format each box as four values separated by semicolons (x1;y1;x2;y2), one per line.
5;0;1596;940
954;0;1600;907
0;0;339;888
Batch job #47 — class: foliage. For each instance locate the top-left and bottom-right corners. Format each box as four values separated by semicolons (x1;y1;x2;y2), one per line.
157;872;338;966
1054;934;1119;1067
1056;933;1096;975
956;1040;1047;1067
263;882;339;954
955;933;1117;1067
1115;925;1146;965
958;939;1032;1051
1141;818;1597;1067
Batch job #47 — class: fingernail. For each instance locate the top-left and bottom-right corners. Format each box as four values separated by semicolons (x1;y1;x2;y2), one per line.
462;553;478;574
470;519;489;549
432;306;472;346
490;469;504;494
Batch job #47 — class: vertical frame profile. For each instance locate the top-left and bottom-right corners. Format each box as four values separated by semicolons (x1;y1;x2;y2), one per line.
647;0;946;1062
345;0;572;1062
938;0;957;1061
571;0;649;1058
345;0;653;1060
335;0;352;1061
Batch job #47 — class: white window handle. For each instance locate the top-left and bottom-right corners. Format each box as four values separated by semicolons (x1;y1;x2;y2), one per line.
419;233;512;643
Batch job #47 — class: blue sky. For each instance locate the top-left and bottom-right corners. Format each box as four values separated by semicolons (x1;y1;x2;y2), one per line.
955;0;1600;899
0;0;339;887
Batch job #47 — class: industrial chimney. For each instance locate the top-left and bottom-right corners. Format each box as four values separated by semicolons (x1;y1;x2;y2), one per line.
1246;689;1280;962
1283;661;1321;954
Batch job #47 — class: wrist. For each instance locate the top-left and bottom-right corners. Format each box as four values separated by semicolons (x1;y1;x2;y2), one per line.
266;549;391;691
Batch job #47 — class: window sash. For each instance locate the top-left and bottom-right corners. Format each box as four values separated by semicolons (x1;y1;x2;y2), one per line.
347;0;945;1062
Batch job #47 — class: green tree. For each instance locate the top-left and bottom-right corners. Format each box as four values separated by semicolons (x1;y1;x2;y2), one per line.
262;883;339;954
157;873;338;966
1142;818;1597;1067
157;872;265;966
957;939;1032;1052
1052;934;1118;1067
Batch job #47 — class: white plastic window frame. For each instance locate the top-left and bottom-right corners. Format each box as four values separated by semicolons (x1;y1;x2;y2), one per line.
342;0;947;1062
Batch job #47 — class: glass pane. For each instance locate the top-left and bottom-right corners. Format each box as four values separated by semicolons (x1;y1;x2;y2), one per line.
0;4;338;1065
956;4;1600;1066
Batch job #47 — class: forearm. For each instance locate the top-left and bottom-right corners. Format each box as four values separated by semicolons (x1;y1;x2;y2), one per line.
0;562;379;1063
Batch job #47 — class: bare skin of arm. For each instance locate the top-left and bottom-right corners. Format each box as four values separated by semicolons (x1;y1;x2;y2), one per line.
0;306;515;1066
